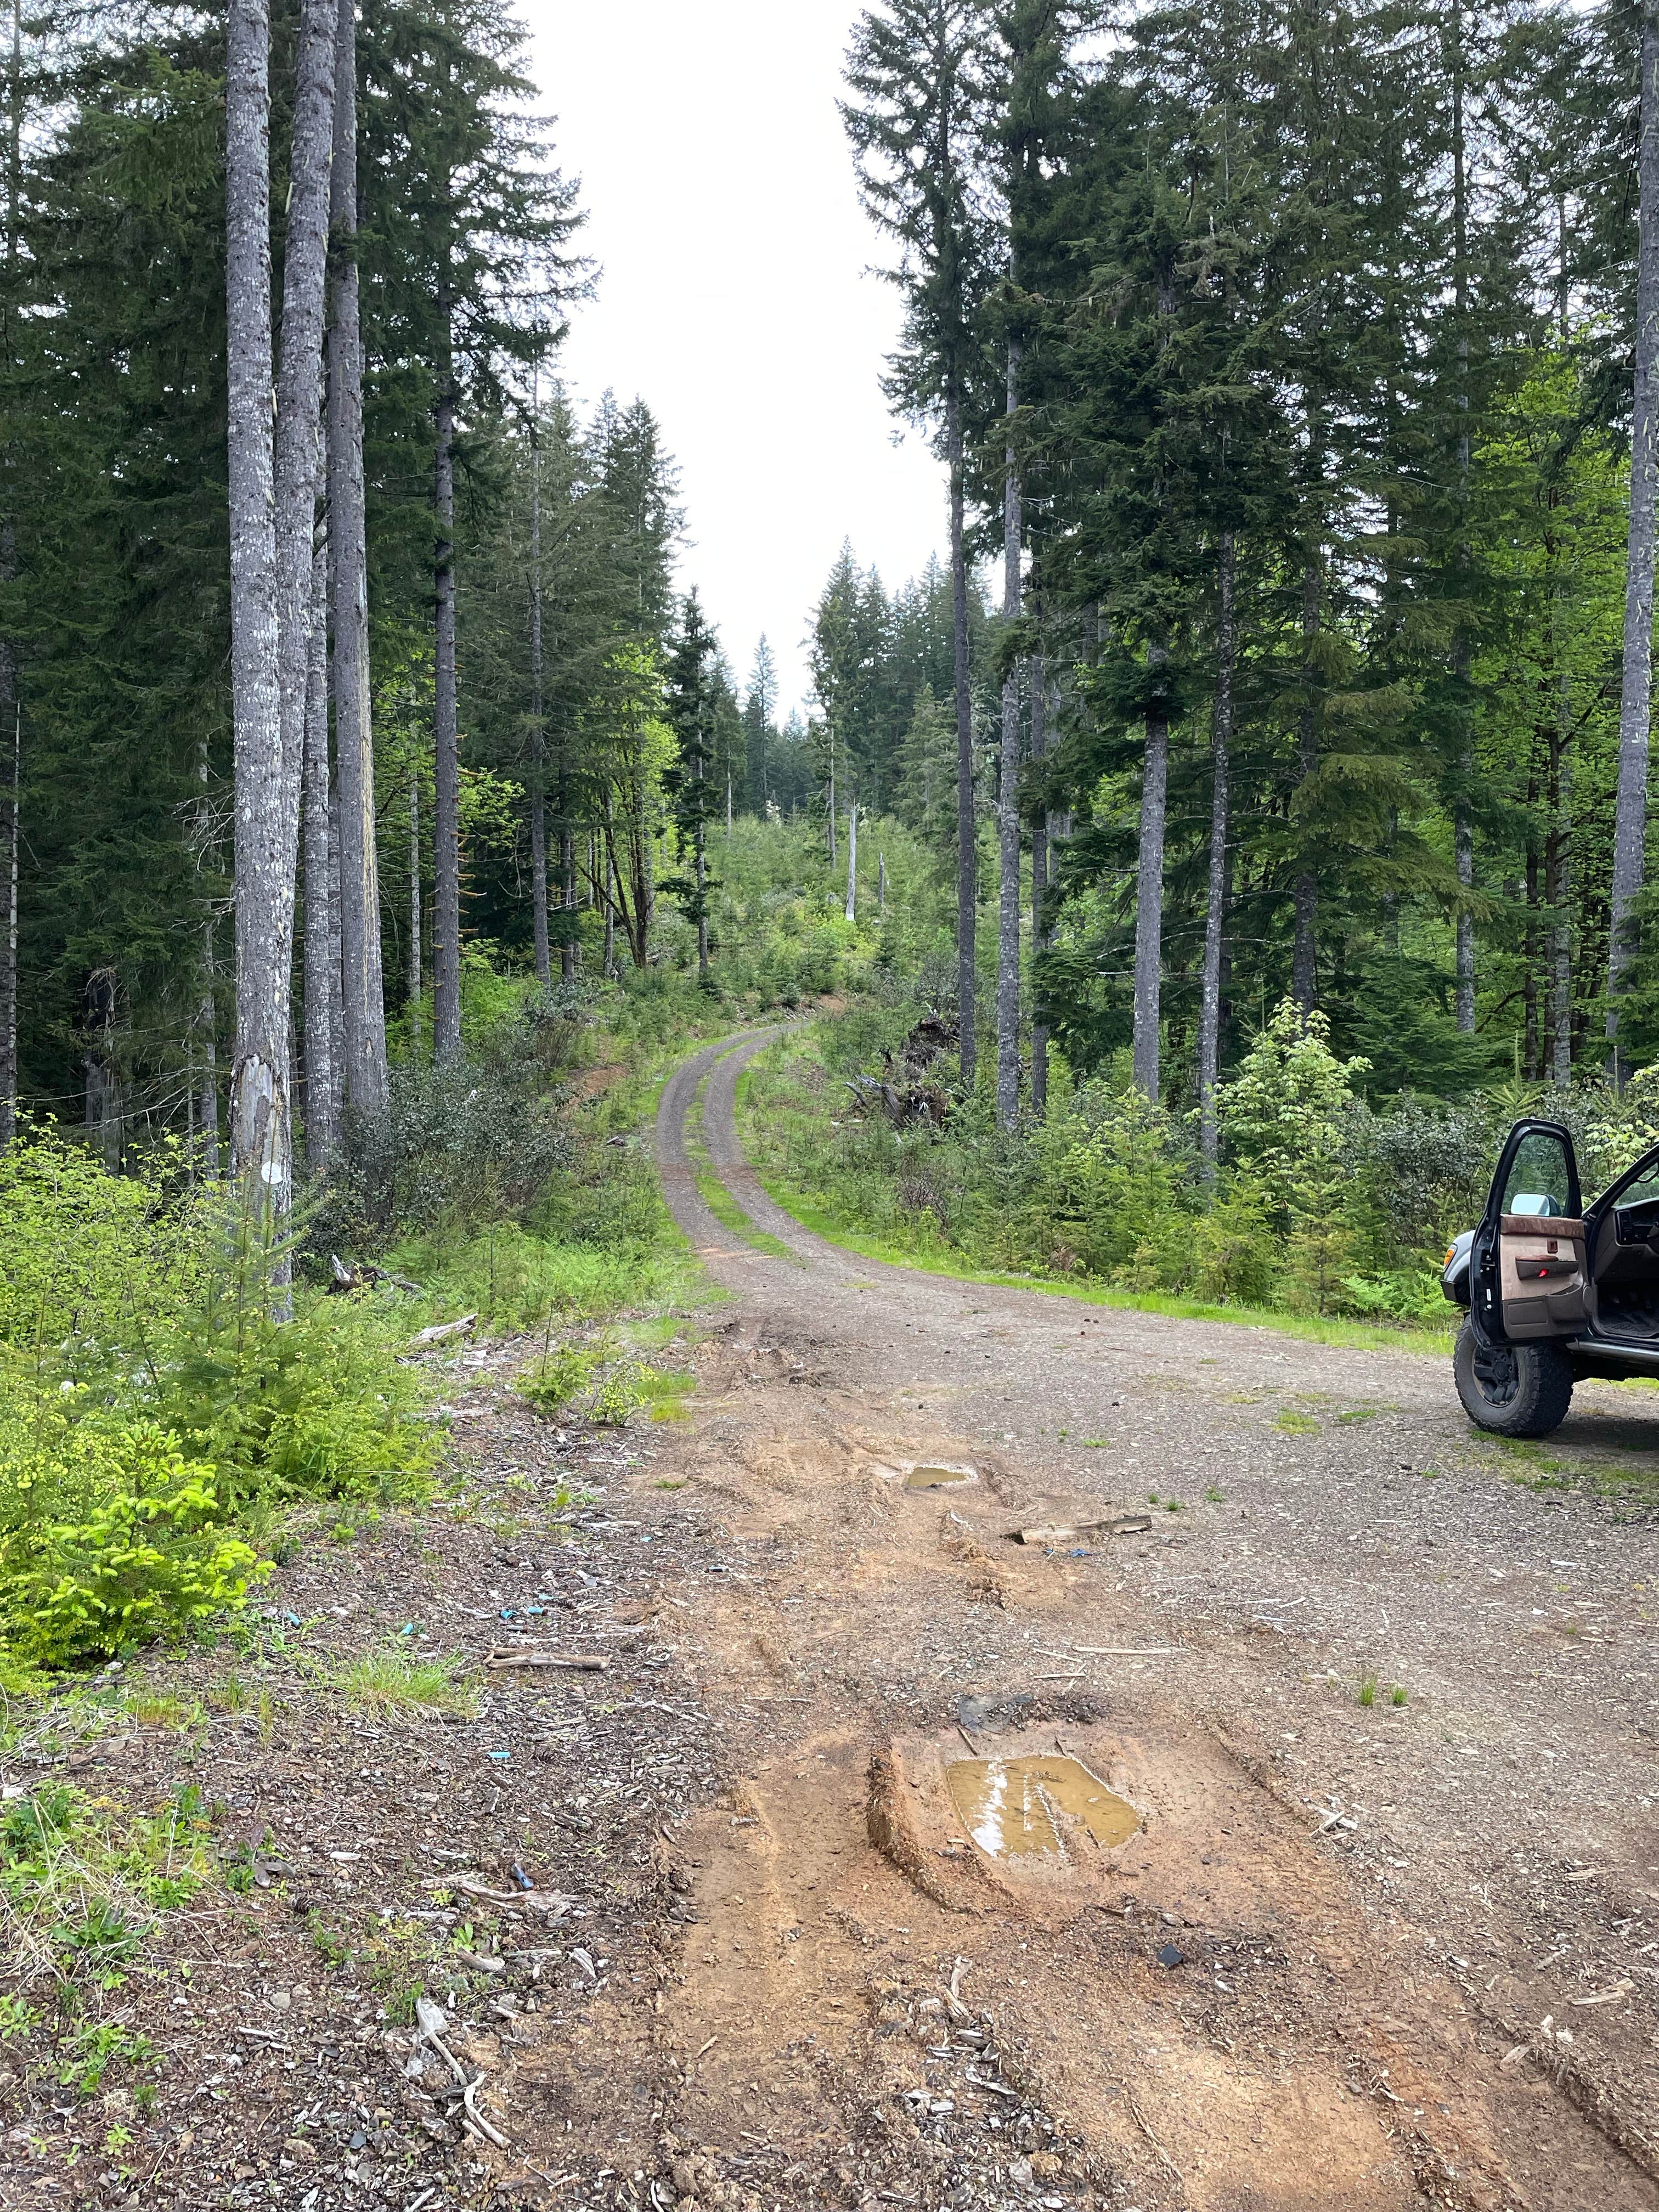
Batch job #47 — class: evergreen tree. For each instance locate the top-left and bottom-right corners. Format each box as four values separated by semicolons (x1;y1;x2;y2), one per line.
845;0;994;1083
664;589;721;980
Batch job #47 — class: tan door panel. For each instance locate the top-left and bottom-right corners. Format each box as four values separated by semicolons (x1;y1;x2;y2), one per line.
1499;1213;1587;1339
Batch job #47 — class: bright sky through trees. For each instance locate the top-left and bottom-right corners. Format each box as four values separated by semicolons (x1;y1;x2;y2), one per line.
522;0;948;713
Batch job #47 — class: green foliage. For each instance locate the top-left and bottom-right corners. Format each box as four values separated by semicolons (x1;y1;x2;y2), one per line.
0;1124;440;1671
1214;1001;1370;1190
147;1281;438;1513
520;1344;598;1415
1;1776;217;2000
0;1426;266;1667
337;991;585;1239
743;1001;1610;1327
0;1125;204;1379
329;1645;477;1719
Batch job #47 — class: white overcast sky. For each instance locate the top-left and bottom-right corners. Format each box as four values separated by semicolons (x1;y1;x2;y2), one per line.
518;0;949;718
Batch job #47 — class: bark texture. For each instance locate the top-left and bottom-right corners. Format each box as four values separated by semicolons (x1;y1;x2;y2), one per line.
327;0;387;1115
1609;1;1659;1074
1454;788;1474;1030
1029;651;1049;1120
844;800;858;924
302;523;339;1163
407;772;422;1031
948;391;975;1088
995;342;1022;1132
1291;554;1322;1011
224;0;288;1193
1132;651;1169;1100
432;375;461;1059
529;396;550;987
1198;533;1236;1169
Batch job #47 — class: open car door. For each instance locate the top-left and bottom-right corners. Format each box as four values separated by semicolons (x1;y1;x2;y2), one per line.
1469;1120;1588;1345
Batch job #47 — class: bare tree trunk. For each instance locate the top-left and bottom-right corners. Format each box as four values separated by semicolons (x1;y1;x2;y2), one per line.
695;731;709;978
198;939;220;1172
1132;648;1169;1099
432;366;461;1060
407;770;422;1040
1199;532;1237;1171
948;387;975;1087
271;0;337;916
0;2;20;1147
1551;591;1574;1086
560;823;576;980
1029;650;1050;1120
602;792;617;976
996;340;1022;1131
225;0;289;1199
194;736;221;1173
0;670;15;1147
878;849;887;916
529;380;550;988
844;799;858;924
327;785;345;1111
225;0;336;1262
1451;5;1476;1037
826;724;837;866
327;0;388;1116
84;967;119;1169
1609;0;1659;1077
1454;788;1474;1028
1291;552;1322;1012
302;522;339;1164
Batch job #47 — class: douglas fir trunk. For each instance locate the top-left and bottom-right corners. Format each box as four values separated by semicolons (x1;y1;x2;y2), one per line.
1609;1;1659;1073
327;0;388;1114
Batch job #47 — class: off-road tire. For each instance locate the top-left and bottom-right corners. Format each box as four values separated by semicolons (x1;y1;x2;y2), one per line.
1453;1318;1574;1438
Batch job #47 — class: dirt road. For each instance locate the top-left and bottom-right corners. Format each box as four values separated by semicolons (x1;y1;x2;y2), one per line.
639;1029;1659;2212
8;1026;1658;2212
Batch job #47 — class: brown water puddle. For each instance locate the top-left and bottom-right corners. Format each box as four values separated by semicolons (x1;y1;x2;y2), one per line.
946;1754;1139;1858
904;1464;974;1490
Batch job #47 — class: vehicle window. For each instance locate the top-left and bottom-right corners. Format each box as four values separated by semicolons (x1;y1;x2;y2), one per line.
1612;1165;1659;1211
1502;1132;1574;1216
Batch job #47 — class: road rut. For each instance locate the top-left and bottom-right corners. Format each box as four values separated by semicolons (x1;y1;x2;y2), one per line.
632;1027;1659;2212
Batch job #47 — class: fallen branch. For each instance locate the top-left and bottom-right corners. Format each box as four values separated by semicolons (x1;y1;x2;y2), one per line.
408;1313;478;1349
484;1645;610;1672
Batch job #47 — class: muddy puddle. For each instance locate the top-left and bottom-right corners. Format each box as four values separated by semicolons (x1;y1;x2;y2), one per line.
904;1463;975;1490
947;1754;1139;1858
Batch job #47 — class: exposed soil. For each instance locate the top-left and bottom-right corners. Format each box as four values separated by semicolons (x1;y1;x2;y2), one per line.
5;1026;1658;2212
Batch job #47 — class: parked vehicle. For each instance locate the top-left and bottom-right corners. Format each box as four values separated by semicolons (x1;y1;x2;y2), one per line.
1442;1119;1659;1436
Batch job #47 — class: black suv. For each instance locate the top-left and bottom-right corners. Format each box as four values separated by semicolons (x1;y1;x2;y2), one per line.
1442;1119;1659;1436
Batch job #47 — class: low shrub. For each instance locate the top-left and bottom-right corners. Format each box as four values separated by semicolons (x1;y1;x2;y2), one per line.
0;1422;265;1667
742;997;1612;1323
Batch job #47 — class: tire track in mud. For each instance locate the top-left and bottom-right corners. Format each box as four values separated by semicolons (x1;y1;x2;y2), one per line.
627;1029;1659;2212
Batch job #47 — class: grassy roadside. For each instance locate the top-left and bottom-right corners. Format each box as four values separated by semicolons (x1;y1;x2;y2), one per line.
731;1048;1460;1359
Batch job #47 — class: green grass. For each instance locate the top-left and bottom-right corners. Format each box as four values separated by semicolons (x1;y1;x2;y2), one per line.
736;1019;1461;1355
0;1778;218;2001
744;1166;1457;1355
682;1067;798;1261
1483;1430;1659;1504
328;1645;476;1719
1274;1409;1321;1435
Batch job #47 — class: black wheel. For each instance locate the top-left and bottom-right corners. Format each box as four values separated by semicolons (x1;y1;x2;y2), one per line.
1453;1318;1574;1438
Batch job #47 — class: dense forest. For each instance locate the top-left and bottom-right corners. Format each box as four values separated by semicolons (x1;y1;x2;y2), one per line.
0;0;1657;1182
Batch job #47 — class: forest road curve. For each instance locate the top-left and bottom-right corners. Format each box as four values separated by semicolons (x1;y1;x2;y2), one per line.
639;1025;1659;2212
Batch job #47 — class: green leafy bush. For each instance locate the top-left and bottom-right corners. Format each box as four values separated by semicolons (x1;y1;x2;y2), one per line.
0;1422;266;1665
338;998;580;1237
520;1344;599;1415
0;1122;204;1375
146;1281;438;1509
